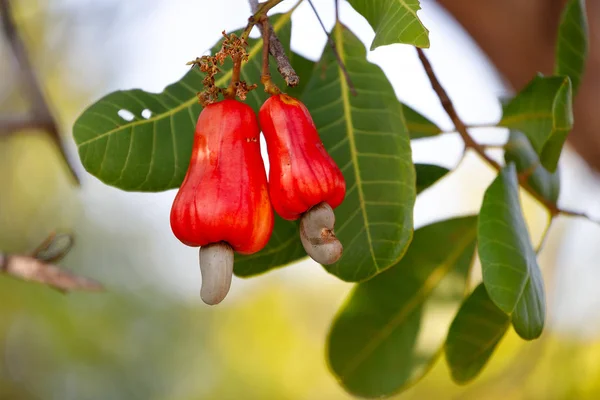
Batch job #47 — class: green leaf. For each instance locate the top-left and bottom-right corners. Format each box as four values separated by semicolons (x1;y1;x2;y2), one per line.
233;163;446;278
328;217;477;398
414;164;449;193
234;163;449;278
499;75;573;172
478;164;546;339
73;14;294;192
504;130;560;204
302;23;416;282
445;283;510;384
555;0;589;94
346;0;430;50
402;104;442;139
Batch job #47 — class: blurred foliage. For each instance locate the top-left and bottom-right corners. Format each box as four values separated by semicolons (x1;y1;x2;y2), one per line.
3;275;600;399
0;132;76;253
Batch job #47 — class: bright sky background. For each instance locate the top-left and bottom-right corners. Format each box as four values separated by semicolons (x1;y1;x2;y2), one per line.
56;0;600;337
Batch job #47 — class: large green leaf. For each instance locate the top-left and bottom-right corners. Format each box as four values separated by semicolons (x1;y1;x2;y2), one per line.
402;104;442;139
445;283;510;384
499;75;573;172
504;130;560;204
555;0;589;94
235;163;446;277
347;0;429;50
73;14;294;192
478;164;545;340
327;217;477;398
302;23;416;282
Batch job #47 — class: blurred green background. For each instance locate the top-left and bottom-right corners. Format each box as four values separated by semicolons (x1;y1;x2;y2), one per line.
2;0;600;399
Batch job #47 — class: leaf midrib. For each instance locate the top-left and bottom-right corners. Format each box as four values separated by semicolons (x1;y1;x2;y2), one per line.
76;13;292;148
338;224;477;379
334;24;378;271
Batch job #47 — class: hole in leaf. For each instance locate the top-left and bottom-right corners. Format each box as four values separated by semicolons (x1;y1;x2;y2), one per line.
118;109;135;122
141;109;152;119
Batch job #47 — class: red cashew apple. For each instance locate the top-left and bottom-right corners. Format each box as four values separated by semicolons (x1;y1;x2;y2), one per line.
259;94;346;265
170;99;274;304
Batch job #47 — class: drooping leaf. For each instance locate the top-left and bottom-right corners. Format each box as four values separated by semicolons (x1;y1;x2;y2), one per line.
346;0;429;50
402;104;442;139
302;23;416;282
445;283;510;384
233;163;448;278
555;0;589;94
73;14;294;192
328;216;477;398
478;164;545;340
414;164;449;193
499;75;573;172
504;130;560;204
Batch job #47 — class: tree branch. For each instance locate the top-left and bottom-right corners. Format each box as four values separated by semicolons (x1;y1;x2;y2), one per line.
0;233;104;293
0;114;50;135
0;0;80;184
558;209;600;227
415;47;561;215
247;0;300;87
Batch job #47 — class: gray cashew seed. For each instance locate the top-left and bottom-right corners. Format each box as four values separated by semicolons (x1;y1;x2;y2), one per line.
299;202;343;265
199;242;234;305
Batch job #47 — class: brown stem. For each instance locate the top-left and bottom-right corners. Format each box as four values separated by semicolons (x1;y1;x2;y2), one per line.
0;254;103;293
307;0;357;96
415;47;560;216
242;0;284;42
0;114;52;135
0;233;103;293
259;17;281;95
0;0;80;185
558;209;600;227
247;0;300;87
224;55;243;99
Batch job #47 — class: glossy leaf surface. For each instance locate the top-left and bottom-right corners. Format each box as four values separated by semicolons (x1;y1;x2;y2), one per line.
478;165;545;340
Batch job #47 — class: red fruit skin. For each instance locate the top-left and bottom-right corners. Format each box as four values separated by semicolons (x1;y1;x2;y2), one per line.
259;94;346;221
170;99;274;254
